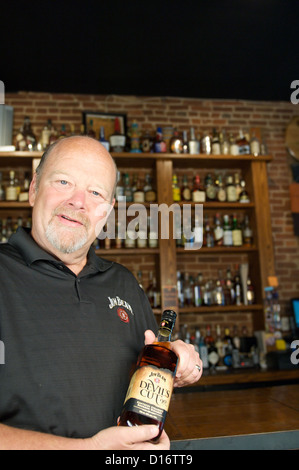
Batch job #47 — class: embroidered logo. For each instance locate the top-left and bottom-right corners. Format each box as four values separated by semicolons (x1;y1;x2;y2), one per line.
117;308;129;323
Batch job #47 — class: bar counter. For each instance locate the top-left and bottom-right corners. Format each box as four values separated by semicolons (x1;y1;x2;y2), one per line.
166;372;299;450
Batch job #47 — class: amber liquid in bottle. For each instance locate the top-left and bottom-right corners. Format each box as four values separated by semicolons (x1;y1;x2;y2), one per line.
118;310;177;441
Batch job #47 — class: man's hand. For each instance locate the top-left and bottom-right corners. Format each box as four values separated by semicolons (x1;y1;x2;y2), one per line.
89;425;170;450
144;330;203;387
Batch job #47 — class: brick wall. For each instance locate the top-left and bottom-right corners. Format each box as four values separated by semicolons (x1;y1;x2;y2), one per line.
5;91;299;333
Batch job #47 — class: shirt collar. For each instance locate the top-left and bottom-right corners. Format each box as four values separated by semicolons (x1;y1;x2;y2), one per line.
9;227;113;275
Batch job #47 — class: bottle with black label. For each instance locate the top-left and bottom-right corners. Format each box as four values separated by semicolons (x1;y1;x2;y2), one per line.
118;310;178;441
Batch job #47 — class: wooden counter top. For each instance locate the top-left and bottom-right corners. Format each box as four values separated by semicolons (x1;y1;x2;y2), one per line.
165;384;299;449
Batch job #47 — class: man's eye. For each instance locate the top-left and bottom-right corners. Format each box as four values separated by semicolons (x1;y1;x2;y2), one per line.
60;180;68;185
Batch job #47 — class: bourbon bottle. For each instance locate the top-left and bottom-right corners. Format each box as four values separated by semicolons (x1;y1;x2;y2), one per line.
118;309;178;441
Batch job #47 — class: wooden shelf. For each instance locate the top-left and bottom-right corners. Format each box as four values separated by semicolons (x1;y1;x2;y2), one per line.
0;202;31;208
96;248;159;255
177;245;258;254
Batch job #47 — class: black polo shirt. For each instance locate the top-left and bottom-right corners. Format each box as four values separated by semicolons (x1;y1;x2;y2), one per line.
0;228;157;438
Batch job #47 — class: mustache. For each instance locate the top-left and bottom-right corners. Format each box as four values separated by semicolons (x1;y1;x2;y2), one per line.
52;206;91;228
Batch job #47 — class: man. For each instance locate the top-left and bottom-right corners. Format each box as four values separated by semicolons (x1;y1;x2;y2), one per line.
0;136;202;450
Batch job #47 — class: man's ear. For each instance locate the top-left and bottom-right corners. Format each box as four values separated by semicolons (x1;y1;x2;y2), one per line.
28;173;37;207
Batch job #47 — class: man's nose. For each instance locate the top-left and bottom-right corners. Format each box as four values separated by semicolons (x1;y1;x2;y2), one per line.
66;189;86;210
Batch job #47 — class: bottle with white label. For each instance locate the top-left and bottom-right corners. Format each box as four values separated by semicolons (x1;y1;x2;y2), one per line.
109;117;126;152
5;171;18;201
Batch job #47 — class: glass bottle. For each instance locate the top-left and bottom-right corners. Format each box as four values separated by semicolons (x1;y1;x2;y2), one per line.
188;127;200;154
203;215;214;247
205;173;217;201
192;175;206;202
201;131;211;155
226;175;237;202
115;171;125;202
236;129;250;155
133;178;145;203
169;129;183;154
181;175;191;201
5;171;18;201
216;174;226;202
182;130;189;154
87;119;96;138
232;214;243;246
193;273;204;307
154;127;167;153
214;213;224;246
172;174;181;202
144;174;156;202
234;173;242;200
229;134;239;156
250;131;260;156
239;179;250;203
211;128;221;155
118;309;178;441
123;173;133;202
0;172;4;201
221;130;230;155
242;214;253;246
109;117;126;152
99;126;110;151
223;214;233;247
140;130;154;153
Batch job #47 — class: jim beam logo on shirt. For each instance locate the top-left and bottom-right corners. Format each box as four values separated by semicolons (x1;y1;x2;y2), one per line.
108;296;134;323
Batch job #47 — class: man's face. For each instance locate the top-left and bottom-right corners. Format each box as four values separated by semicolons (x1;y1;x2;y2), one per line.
29;137;116;257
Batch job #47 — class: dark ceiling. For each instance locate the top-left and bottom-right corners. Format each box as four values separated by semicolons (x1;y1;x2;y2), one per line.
1;0;298;101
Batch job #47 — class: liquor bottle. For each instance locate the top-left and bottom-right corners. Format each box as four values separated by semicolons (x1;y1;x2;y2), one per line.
226;175;237;202
236;129;250;155
242;215;253;246
0;172;4;201
140;130;154;153
203;215;214;247
123;173;133;202
118;309;178;441
188;127;200;154
211;128;221;155
182;130;189;154
18;172;30;202
223;214;233;246
234;266;242;305
220;130;230;155
144;174;156;202
239;179;250;203
87;119;96;138
201;131;211;154
193;273;204;307
215;325;225;368
181;175;191;201
137;271;144;290
41;119;52;150
223;328;233;368
5;171;18;201
115;171;125;202
246;277;255;305
133;178;145;203
205;173;217;201
58;124;67;139
172;174;181;202
99;126;110;151
48;121;58;146
234;173;242;200
125;217;136;249
183;272;193;306
250;131;260;156
177;271;184;308
214;271;225;306
147;274;161;308
192;175;206;202
232;214;243;246
16;116;37;151
169;129;183;154
216;174;226;202
198;330;209;369
148;216;158;248
225;267;235;305
129;120;141;153
229;134;239;156
204;325;214;346
154;127;167;153
110;118;126;152
213;213;224;246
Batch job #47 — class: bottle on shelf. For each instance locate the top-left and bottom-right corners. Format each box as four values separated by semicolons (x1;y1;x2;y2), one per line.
192;175;206;202
15;116;37;151
183;272;193;306
250;131;261;156
115;171;125;202
223;214;233;247
232;214;243;247
169;129;183;154
172;174;181;202
147;273;161;308
188;127;200;154
234;173;242;200
226;175;237;202
154;127;167;153
109;117;126;152
201;131;211;155
129;120;141;153
133;178;145;203
99;126;110;151
211;128;221;155
205;173;217;201
0;172;4;201
144;174;156;202
234;266;243;305
5;171;18;202
203;215;214;247
229;134;239;156
220;130;230;155
216;174;226;202
140;130;154;153
236;129;250;155
18;172;31;202
213;213;224;246
87;119;96;139
182;130;189;154
177;271;184;308
180;175;191;201
123;173;133;202
118;309;178;441
40;119;52;150
147;216;158;248
193;273;204;307
242;214;253;246
239;179;250;203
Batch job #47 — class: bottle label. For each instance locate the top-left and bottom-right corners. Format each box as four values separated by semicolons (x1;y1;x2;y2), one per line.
123;365;174;422
192;190;206;202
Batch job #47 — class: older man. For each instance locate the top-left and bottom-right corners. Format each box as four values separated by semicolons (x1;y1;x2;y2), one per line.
0;136;202;450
